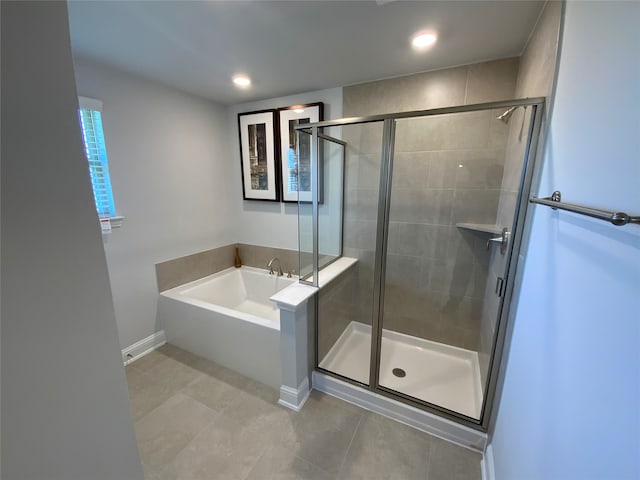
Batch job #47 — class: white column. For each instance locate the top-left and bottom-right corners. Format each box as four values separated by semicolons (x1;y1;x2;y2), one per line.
271;283;317;411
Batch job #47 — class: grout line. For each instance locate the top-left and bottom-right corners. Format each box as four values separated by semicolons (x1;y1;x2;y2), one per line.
335;413;365;479
425;435;435;480
158;406;223;473
463;66;470;104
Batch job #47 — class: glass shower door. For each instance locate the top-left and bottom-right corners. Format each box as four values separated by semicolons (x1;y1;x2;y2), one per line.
377;106;537;420
316;122;385;386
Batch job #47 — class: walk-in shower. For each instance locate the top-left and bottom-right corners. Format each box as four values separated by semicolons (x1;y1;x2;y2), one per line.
297;98;544;431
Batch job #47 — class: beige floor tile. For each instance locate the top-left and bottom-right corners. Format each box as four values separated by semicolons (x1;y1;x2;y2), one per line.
284;391;364;475
128;380;176;422
135;393;218;470
164;413;275;480
427;437;481;480
181;371;250;413
143;356;204;394
127;345;481;480
220;378;295;433
245;444;334;480
132;350;172;373
338;413;432;480
125;365;150;389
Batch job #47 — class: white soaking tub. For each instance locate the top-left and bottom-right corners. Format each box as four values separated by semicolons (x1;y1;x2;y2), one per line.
158;266;296;388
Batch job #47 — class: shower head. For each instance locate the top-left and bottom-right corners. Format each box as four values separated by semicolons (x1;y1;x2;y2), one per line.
497;106;517;123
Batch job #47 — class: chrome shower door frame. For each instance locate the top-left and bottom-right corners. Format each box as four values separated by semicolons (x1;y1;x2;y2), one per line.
297;98;546;431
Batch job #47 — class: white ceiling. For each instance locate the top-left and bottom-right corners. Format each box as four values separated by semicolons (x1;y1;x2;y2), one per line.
67;1;545;106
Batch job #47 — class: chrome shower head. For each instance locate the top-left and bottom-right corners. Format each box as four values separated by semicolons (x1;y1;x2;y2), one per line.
497;106;517;123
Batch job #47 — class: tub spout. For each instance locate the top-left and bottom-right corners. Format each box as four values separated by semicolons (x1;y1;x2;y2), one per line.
267;257;284;276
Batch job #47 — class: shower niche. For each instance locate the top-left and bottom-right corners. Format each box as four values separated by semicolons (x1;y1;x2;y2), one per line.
298;99;543;431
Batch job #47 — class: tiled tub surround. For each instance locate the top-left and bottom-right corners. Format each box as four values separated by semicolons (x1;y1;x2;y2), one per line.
157;244;359;411
339;58;519;354
155;243;298;292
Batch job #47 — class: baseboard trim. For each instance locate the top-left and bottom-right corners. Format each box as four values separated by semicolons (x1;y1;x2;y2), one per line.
278;378;310;412
122;331;166;366
312;370;487;452
481;443;495;480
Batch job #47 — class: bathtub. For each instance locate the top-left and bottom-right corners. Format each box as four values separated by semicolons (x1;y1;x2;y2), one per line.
158;266;296;389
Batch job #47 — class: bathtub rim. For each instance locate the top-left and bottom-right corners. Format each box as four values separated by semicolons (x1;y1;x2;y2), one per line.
159;265;297;331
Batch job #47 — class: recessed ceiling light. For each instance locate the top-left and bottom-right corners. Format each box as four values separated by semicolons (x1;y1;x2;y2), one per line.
293;108;305;113
411;31;437;49
232;74;251;88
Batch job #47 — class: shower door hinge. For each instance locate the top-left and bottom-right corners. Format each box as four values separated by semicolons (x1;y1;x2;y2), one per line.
495;276;505;297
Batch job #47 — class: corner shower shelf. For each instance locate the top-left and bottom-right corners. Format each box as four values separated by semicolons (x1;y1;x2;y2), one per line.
455;223;502;235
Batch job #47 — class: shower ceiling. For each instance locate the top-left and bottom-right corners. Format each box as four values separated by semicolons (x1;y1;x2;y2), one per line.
67;1;544;105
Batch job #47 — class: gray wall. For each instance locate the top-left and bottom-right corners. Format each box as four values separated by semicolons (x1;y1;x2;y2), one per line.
337;59;519;352
1;2;143;479
227;88;343;251
73;59;233;350
490;2;640;477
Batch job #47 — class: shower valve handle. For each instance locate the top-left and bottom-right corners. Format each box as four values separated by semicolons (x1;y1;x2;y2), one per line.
486;228;511;255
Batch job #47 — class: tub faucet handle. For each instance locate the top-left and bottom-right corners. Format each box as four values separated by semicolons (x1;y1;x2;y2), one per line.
287;270;295;278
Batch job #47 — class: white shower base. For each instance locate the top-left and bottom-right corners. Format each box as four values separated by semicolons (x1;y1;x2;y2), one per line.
319;322;483;419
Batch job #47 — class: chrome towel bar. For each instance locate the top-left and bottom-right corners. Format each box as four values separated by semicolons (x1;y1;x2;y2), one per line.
529;191;640;226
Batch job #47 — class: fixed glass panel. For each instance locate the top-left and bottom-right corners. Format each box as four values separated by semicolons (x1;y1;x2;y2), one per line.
378;107;536;420
297;131;314;281
316;122;384;386
318;128;345;270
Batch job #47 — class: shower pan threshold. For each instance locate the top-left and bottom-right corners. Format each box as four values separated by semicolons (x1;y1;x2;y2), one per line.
319;321;483;419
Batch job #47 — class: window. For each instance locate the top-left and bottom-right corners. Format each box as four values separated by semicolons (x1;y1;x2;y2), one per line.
78;97;116;219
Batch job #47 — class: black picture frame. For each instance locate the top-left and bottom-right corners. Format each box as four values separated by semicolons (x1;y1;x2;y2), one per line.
238;109;280;201
277;102;324;203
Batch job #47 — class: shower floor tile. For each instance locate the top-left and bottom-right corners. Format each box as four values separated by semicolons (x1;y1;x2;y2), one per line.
319;322;483;419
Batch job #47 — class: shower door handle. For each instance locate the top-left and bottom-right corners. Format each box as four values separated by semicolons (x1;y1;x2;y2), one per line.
486;228;511;255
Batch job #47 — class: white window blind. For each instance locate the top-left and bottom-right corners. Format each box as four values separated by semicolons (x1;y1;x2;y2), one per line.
78;97;116;218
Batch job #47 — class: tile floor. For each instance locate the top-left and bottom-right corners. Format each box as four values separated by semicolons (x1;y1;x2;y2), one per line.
126;344;482;480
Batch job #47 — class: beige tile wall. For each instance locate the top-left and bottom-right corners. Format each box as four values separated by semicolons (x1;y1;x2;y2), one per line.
331;58;519;352
155;243;298;292
155;244;237;292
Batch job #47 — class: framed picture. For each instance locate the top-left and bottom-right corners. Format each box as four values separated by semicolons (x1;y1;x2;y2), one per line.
238;110;279;201
278;102;324;202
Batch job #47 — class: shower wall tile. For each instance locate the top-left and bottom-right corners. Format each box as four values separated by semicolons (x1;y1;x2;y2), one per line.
336;57;520;353
392;152;430;189
384;254;422;288
477;0;561;379
496;190;519;228
389;189;454;225
426;152;458;188
448;229;491;267
344;219;378;251
452;189;500;225
465;58;519;104
343;65;468;116
317;263;359;362
356;154;382;189
387;222;429;257
420;257;451;294
345;188;379;221
515;1;562;99
454;150;506;189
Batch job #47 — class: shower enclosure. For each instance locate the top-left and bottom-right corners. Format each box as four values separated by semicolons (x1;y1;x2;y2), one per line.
297;98;544;430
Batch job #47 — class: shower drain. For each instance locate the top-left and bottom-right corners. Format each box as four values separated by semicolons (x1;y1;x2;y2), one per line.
392;368;406;378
